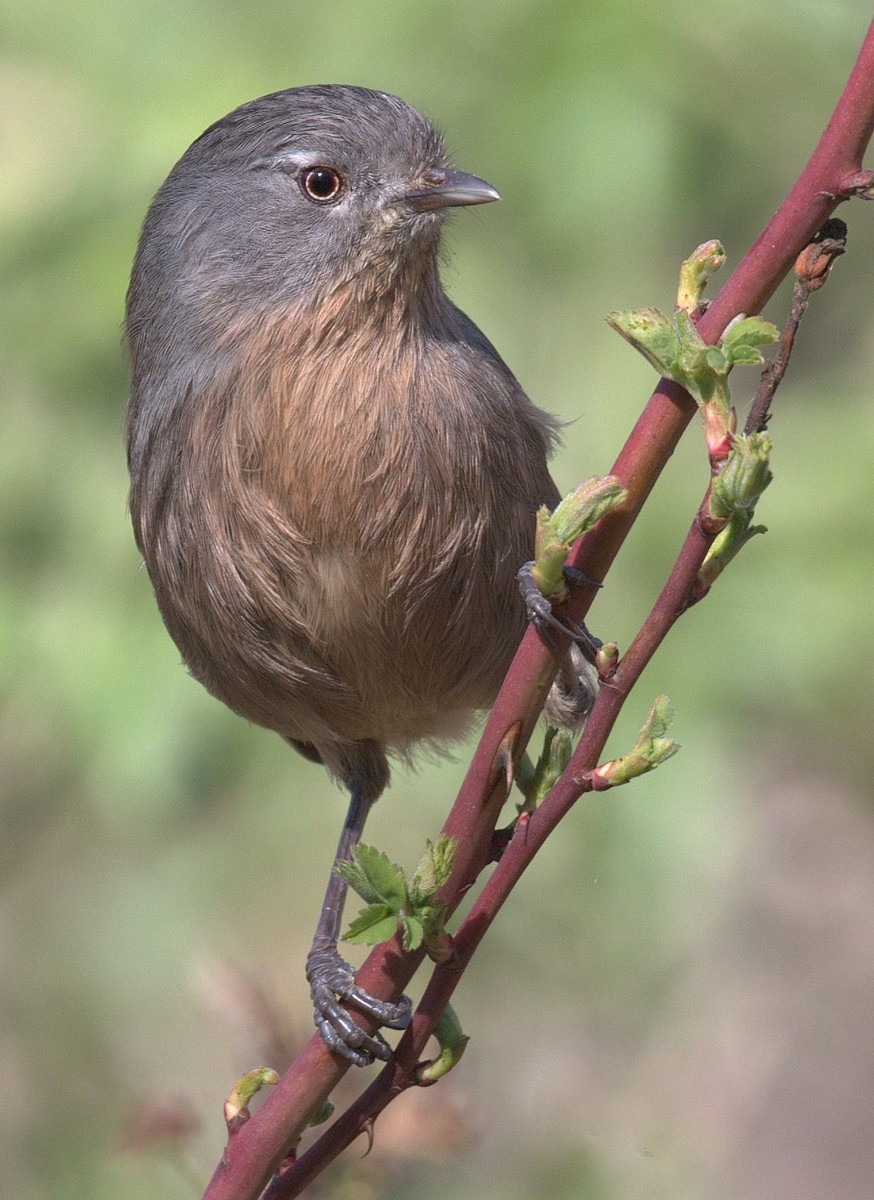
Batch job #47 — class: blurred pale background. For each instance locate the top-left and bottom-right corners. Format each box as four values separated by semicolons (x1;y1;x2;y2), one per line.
3;3;874;1198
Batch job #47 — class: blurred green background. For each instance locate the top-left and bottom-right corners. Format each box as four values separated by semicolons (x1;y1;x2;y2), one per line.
3;2;874;1198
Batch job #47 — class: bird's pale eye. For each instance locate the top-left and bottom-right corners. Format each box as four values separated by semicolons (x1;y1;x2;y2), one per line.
299;166;343;203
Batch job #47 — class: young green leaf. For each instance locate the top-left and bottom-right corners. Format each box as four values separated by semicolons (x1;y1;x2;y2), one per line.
306;1097;335;1129
720;315;779;365
605;307;683;378
709;432;773;520
530;476;626;600
590;695;680;789
409;836;456;905
400;914;425;951
224;1067;280;1124
342;902;401;946
334;843;407;909
694;514;768;598
516;725;573;812
339;838;457;953
676;240;726;312
415;1003;470;1085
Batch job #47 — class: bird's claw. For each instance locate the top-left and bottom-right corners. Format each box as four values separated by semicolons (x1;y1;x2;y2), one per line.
306;940;412;1066
517;562;602;662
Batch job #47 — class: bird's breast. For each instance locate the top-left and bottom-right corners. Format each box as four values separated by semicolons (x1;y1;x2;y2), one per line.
133;293;557;749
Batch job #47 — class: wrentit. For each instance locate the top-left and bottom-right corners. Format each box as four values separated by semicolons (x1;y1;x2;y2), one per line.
126;85;586;1065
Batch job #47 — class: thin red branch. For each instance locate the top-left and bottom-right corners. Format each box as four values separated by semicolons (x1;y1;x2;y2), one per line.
202;17;874;1200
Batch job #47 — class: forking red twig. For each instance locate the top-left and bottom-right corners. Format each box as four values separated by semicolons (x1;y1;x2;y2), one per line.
203;17;874;1200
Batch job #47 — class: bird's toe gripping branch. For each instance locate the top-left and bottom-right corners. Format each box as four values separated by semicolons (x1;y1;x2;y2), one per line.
519;475;626;656
306;938;412;1068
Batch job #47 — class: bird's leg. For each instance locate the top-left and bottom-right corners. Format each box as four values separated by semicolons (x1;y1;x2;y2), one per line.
306;778;412;1066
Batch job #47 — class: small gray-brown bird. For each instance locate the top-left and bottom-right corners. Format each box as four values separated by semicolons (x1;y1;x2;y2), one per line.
126;85;586;1065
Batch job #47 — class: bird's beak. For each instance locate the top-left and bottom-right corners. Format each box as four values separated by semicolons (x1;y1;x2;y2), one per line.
404;167;501;212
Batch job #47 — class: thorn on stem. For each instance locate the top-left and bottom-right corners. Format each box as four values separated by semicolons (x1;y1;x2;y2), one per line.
490;724;520;794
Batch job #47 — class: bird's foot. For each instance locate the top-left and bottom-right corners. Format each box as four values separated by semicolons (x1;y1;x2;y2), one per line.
517;562;603;662
306;938;412;1067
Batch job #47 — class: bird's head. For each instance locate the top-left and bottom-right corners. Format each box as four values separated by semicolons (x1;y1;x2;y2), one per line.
127;85;499;333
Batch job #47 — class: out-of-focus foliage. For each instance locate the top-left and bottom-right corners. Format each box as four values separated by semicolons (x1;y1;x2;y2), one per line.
2;3;873;1199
